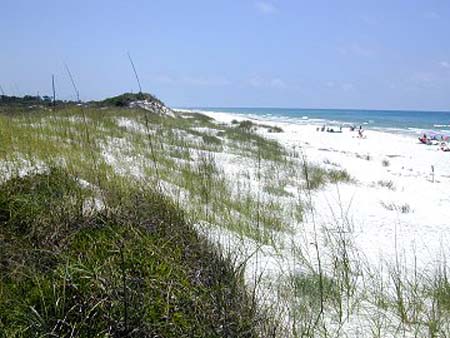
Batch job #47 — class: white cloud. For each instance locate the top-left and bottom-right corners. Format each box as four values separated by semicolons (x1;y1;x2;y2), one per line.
255;1;277;14
440;61;450;69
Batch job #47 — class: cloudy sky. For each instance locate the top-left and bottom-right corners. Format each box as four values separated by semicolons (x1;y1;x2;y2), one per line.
2;0;450;110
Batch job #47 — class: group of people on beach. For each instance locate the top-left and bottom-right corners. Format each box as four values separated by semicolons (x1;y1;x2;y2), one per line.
418;133;450;152
317;124;366;138
318;125;343;133
315;123;449;151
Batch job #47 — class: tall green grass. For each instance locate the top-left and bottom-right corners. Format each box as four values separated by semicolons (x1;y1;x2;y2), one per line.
0;169;269;337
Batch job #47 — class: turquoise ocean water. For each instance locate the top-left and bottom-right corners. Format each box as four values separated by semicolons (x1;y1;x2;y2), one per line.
191;107;450;136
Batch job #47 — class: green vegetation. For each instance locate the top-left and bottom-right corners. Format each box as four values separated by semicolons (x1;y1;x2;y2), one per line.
303;163;353;190
0;169;264;337
292;273;339;308
0;103;353;248
0;94;52;106
432;271;450;314
8;98;442;338
238;120;256;131
235;120;283;134
98;92;164;107
0;94;76;114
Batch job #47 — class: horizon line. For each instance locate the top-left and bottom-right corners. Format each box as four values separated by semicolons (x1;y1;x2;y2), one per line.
177;105;450;114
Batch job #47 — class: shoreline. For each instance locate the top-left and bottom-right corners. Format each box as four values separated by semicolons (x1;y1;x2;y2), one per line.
188;109;450;270
177;108;450;138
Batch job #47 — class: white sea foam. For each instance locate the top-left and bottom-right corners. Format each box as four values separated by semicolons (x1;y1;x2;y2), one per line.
191;108;428;137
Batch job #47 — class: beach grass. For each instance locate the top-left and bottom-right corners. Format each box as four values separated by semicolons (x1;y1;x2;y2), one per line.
0;168;270;337
1;105;449;337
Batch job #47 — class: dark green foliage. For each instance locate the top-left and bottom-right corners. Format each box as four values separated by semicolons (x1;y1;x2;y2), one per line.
100;92;164;107
0;94;49;106
0;168;88;242
238;120;255;130
0;95;76;112
0;170;262;337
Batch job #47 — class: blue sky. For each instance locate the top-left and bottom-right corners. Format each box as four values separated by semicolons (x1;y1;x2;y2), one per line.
1;0;450;110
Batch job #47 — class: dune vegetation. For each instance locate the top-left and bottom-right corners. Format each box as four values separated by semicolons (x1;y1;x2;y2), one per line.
0;97;449;337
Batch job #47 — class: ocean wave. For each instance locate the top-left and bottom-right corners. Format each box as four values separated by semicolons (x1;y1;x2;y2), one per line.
188;108;450;138
407;127;425;132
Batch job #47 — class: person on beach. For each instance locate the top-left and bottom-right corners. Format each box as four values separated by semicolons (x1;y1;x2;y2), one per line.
440;142;450;152
419;133;431;145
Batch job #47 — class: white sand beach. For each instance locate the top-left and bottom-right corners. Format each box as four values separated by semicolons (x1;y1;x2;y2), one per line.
180;110;450;336
199;111;450;270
